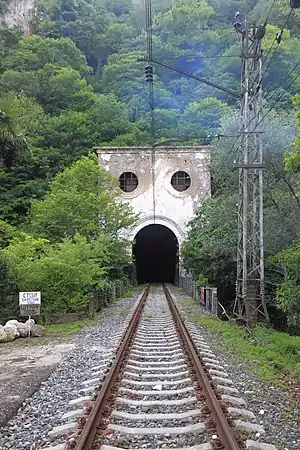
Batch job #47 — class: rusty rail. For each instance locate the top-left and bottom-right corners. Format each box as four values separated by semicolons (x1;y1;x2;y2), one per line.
163;283;241;450
73;285;149;450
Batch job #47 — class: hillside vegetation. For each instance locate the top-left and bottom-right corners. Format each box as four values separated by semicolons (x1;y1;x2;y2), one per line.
0;0;300;328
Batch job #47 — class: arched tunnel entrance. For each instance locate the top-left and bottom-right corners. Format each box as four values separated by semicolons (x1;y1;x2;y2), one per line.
133;225;179;284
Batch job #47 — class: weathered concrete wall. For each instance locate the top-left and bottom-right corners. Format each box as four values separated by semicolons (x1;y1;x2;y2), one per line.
97;146;211;245
0;0;33;33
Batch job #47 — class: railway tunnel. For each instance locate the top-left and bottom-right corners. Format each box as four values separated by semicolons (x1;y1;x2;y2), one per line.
133;224;179;284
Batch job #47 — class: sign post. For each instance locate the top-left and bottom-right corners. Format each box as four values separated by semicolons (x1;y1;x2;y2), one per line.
19;292;41;338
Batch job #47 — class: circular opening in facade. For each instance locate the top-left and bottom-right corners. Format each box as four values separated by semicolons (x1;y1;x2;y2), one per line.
171;171;191;192
119;172;138;193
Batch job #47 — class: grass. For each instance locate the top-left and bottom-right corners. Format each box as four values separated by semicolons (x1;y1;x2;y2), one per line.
113;284;144;302
143;314;153;321
44;319;92;337
4;285;144;346
6;319;94;346
181;297;300;384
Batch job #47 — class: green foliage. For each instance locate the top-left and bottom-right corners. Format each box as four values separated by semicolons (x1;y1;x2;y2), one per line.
1;35;89;75
285;94;300;172
88;94;131;141
195;274;209;289
4;233;104;314
182;111;300;325
44;319;92;337
269;95;300;328
181;195;237;307
1;154;135;317
37;65;95;114
0;0;300;330
0;94;30;169
275;242;300;327
0;252;17;318
30;155;135;241
101;51;146;99
181;297;300;382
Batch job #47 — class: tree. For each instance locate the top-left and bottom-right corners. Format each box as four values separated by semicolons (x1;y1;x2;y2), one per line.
0;94;29;169
30;154;136;242
0;28;22;61
2;35;89;75
156;0;216;52
101;51;147;99
270;94;300;328
181;195;237;308
37;65;95;114
0;70;41;99
285;94;300;172
3;232;105;314
33;0;134;73
275;243;300;328
181;107;300;324
88;94;132;142
178;97;232;137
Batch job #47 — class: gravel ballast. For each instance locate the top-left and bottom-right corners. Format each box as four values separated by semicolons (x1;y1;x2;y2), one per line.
169;285;300;450
0;292;140;450
99;285;211;450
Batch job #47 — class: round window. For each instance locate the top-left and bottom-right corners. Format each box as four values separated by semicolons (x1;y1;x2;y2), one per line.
171;171;191;192
119;172;138;193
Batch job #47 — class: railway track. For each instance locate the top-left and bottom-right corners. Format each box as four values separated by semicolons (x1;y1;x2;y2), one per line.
44;284;276;450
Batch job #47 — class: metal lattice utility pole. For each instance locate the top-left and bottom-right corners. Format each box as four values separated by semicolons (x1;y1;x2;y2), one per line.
234;23;270;326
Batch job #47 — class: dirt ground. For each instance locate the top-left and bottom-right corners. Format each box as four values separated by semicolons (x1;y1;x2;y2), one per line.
0;338;74;427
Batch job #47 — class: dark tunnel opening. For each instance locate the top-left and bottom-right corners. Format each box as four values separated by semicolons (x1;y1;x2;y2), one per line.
133;225;179;284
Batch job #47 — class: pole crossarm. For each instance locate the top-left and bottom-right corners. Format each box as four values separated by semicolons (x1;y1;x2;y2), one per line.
137;58;242;99
234;24;270;326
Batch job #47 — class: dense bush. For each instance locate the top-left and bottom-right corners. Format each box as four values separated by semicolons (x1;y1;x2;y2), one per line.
1;0;300;328
0;155;136;318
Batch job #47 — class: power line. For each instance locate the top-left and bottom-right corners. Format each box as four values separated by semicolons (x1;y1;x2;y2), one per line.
152;55;240;60
245;65;300;137
264;0;277;25
145;0;156;224
259;7;294;85
229;56;300;162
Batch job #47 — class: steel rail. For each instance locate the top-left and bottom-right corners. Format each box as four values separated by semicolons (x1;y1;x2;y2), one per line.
163;284;241;450
72;285;150;450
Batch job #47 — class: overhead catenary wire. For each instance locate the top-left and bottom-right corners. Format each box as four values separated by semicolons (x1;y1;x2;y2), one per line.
259;6;294;87
227;50;300;167
145;0;156;223
264;0;277;24
152;55;241;60
236;57;300;151
244;64;300;137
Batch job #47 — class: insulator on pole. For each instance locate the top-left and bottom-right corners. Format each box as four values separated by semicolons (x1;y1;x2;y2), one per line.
234;21;243;33
290;1;300;9
256;25;266;40
145;65;153;82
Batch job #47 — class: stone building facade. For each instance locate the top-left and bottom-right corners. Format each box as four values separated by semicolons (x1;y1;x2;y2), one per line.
96;146;211;246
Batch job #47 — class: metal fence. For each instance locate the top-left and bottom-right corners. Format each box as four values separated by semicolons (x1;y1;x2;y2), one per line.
178;277;218;316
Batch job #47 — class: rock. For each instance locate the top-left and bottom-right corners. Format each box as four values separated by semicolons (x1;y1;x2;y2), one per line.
25;318;35;326
5;319;19;327
16;323;29;338
3;324;19;341
0;325;7;343
30;324;45;337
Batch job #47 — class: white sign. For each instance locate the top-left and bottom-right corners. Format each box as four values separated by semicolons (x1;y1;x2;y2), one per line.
19;292;41;305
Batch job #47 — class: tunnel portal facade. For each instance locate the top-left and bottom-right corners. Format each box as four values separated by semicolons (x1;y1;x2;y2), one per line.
97;146;211;282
